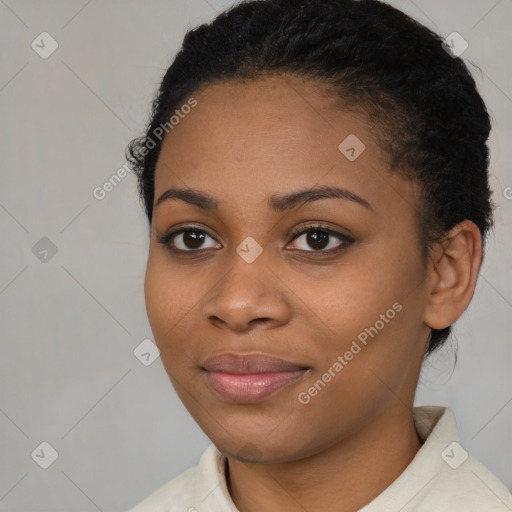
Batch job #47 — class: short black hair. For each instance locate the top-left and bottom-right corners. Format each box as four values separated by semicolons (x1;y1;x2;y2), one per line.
127;0;494;356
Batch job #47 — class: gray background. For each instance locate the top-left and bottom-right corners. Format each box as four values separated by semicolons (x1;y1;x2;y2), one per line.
0;0;510;510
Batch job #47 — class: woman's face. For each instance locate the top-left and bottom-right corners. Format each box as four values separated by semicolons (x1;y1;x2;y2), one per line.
145;75;433;463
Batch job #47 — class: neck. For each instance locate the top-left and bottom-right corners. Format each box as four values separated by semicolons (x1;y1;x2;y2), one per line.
226;405;423;512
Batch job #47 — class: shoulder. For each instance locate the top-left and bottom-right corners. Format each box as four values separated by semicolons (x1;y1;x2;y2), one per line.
125;444;220;512
361;406;512;512
125;465;198;512
410;406;512;511
422;452;512;511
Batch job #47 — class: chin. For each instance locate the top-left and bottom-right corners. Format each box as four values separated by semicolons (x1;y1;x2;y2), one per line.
209;426;311;465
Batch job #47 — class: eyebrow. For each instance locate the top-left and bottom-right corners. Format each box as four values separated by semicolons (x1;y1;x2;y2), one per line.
154;185;373;213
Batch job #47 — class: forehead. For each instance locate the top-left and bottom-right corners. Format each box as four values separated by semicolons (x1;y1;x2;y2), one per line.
161;76;346;169
153;75;418;218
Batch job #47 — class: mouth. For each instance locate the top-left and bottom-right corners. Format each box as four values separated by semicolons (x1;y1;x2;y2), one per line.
201;352;310;403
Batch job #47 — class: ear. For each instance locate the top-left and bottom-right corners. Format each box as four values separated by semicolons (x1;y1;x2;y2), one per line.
423;220;483;330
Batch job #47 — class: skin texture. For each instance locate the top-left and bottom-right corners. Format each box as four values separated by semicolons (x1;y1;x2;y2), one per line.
144;74;483;512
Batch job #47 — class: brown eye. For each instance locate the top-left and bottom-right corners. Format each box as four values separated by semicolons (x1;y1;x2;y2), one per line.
288;225;353;253
305;230;330;250
157;227;221;252
181;230;206;249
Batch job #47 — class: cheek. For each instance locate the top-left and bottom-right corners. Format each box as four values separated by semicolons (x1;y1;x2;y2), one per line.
290;253;413;337
304;239;427;366
143;254;203;361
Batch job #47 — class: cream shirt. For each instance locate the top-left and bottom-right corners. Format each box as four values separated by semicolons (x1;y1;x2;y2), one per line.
126;406;512;511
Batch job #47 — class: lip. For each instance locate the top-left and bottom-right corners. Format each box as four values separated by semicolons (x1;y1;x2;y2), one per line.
201;353;310;403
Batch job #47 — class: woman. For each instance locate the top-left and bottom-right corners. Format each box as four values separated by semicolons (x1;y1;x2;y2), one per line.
126;0;512;510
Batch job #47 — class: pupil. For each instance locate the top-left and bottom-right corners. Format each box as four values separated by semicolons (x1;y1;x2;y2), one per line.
307;230;329;250
184;230;205;249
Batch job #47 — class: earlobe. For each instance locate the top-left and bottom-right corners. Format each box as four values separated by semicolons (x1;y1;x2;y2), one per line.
423;220;483;330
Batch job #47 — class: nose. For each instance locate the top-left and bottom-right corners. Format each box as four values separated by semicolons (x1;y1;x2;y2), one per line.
201;257;292;333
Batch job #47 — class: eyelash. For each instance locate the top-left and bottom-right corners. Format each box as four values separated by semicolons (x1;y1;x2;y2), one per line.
157;223;354;256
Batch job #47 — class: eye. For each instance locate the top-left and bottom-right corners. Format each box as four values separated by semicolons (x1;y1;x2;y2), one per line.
287;224;353;253
157;223;353;255
157;226;221;252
